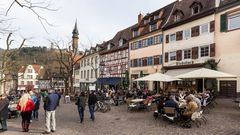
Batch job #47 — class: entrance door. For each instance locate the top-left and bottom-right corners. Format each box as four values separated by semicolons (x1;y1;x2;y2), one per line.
219;81;237;98
196;79;203;93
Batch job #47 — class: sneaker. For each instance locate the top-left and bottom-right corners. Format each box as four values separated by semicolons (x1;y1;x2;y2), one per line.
51;130;55;132
42;131;51;134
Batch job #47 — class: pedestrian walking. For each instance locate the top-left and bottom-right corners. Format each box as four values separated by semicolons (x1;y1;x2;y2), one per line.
17;92;35;132
88;91;97;121
0;95;9;132
43;89;59;134
29;91;39;121
76;92;86;123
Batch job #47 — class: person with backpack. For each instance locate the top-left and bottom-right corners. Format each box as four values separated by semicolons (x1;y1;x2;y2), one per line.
29;91;39;121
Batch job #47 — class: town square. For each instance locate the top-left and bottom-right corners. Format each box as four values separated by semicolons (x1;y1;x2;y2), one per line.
0;0;240;135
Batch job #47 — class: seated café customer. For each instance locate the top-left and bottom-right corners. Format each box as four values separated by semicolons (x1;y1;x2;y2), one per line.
188;94;202;111
164;96;179;113
182;96;198;118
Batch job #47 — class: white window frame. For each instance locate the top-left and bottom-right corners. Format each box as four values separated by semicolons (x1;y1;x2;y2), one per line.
150;23;157;32
183;29;191;40
199;45;210;58
170;34;176;42
169;51;176;61
183;49;192;60
107;44;111;50
228;12;240;30
200;23;210;35
119;39;123;46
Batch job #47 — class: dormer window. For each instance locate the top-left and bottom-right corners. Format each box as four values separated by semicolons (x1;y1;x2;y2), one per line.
107;44;111;50
133;30;139;37
175;14;181;22
190;2;203;15
150;23;157;32
192;5;200;15
119;39;123;46
154;15;159;20
173;10;184;22
144;19;150;24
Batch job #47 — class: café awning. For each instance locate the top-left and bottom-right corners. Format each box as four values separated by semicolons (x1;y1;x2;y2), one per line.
176;68;237;79
134;72;181;82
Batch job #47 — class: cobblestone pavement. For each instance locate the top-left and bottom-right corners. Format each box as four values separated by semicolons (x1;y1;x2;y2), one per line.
2;98;240;135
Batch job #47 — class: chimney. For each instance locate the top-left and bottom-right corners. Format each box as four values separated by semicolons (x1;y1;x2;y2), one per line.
215;0;221;8
138;13;144;24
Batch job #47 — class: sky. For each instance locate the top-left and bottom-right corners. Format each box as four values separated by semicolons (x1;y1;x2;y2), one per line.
0;0;175;50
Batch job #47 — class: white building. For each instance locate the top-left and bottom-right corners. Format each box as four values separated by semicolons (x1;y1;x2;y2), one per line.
162;0;216;92
79;46;101;91
18;64;44;91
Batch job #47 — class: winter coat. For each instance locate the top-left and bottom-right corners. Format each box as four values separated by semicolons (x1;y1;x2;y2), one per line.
0;98;9;119
88;93;97;106
44;92;59;111
17;99;35;112
76;96;87;109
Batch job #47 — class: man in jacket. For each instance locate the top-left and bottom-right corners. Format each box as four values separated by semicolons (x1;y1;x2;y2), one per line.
0;95;9;132
43;89;59;134
88;91;97;121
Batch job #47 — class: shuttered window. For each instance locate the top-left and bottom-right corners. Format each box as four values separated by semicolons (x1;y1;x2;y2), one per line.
176;31;183;41
176;50;182;61
210;21;215;32
192;47;199;59
210;43;216;57
166;35;169;43
165;53;168;63
220;14;227;32
142;58;147;66
154;56;160;65
191;26;200;37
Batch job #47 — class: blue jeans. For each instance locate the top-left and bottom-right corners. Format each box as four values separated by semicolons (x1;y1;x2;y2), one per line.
89;105;95;121
78;107;84;122
0;118;7;130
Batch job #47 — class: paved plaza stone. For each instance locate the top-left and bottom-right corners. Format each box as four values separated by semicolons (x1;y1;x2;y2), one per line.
2;98;240;135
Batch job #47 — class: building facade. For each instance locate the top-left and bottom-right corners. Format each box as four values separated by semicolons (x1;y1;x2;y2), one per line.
18;64;44;91
215;0;240;97
98;26;133;88
79;46;100;91
129;3;174;91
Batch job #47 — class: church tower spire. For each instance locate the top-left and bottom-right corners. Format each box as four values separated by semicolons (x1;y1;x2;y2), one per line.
72;20;79;52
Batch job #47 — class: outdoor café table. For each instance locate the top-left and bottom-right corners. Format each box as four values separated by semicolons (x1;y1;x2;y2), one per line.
130;99;145;103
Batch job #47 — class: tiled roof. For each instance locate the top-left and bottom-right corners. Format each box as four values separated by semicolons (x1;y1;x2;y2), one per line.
131;2;175;38
163;0;215;29
99;24;137;55
32;64;42;74
18;66;26;73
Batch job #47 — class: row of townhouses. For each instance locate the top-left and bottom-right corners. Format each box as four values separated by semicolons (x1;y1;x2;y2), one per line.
73;0;240;98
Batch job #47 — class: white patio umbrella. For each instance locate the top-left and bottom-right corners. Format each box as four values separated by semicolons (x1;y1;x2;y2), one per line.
134;72;181;82
134;72;181;91
176;68;237;91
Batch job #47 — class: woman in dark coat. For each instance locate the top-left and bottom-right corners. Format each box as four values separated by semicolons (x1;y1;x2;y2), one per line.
76;92;86;123
0;95;10;132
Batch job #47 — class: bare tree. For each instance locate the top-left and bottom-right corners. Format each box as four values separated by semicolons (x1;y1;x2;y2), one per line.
0;33;26;94
4;0;56;32
51;41;82;94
